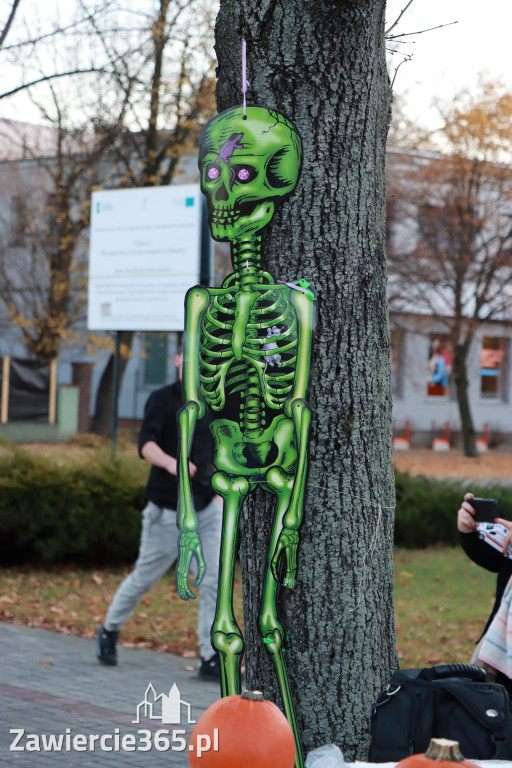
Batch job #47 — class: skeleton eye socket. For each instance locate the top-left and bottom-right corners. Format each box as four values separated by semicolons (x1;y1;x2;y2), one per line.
206;165;220;181
233;166;257;184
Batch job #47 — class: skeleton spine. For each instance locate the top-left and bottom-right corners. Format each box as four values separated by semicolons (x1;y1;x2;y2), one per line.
242;367;264;439
232;235;262;289
233;234;265;438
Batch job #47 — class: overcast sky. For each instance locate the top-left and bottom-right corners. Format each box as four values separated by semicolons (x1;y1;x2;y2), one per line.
2;0;511;127
385;0;512;127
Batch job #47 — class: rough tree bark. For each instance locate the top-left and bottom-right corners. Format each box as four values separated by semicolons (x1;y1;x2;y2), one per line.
214;0;397;760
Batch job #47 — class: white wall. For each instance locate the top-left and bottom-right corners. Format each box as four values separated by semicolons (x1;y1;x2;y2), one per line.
392;315;512;444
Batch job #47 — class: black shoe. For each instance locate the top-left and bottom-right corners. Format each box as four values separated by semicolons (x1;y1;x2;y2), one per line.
96;625;118;666
199;653;220;681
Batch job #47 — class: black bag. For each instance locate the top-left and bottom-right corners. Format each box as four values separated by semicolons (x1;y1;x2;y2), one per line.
369;664;512;762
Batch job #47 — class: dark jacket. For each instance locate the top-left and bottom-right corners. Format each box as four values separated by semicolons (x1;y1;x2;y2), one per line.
459;529;512;639
138;381;214;512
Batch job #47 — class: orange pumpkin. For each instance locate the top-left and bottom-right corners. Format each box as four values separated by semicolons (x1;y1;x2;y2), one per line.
188;690;296;768
398;738;478;768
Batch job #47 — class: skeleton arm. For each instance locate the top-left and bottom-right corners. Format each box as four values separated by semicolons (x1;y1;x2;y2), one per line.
176;286;210;601
270;288;314;586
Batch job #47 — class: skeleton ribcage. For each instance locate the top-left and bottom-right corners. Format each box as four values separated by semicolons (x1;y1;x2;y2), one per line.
199;282;298;435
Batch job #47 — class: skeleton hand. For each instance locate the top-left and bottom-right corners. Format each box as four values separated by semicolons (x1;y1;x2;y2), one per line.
271;528;299;589
176;531;206;600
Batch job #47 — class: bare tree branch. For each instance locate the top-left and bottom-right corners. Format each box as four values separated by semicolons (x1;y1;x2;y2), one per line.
387;82;512;455
0;68;107;100
385;0;416;36
389;54;412;88
0;0;22;49
386;20;458;41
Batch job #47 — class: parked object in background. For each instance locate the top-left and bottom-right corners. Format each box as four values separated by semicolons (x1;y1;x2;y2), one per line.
393;419;410;451
432;422;450;451
476;423;489;454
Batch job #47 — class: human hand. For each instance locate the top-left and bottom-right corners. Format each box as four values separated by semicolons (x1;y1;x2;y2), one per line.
495;518;512;551
457;492;477;533
163;457;196;477
164;456;178;475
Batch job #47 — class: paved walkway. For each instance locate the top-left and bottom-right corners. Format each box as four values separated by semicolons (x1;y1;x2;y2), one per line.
1;623;505;768
0;622;220;766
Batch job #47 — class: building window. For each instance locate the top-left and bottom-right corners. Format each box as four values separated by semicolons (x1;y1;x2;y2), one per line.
144;333;169;387
480;337;506;399
427;335;452;397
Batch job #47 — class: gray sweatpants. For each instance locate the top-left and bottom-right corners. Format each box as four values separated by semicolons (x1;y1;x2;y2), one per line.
105;496;222;658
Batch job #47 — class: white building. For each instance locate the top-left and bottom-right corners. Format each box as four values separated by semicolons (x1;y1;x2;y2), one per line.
1;129;511;444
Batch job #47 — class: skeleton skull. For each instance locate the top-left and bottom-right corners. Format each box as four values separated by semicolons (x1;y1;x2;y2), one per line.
198;106;302;242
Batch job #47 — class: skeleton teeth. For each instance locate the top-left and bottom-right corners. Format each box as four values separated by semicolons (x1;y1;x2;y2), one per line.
212;210;240;225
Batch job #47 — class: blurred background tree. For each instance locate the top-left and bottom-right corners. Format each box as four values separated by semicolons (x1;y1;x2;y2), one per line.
0;0;216;433
387;77;512;456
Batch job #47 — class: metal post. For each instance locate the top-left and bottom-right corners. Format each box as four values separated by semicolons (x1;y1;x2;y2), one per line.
48;359;57;425
200;196;213;287
1;355;10;424
111;331;121;458
132;366;139;434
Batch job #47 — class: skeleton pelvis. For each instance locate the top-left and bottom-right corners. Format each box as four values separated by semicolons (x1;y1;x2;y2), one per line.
210;414;297;478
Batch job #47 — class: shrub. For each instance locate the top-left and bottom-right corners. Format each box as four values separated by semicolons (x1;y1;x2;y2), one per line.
0;446;145;565
394;469;512;548
2;443;511;563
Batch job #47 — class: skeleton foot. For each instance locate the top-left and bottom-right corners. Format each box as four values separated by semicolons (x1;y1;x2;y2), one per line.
175;531;205;600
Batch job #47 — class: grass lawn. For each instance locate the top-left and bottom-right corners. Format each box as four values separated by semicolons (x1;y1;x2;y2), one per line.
394;546;495;667
0;546;496;667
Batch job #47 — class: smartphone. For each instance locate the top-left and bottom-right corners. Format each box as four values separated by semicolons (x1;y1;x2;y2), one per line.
470;497;499;523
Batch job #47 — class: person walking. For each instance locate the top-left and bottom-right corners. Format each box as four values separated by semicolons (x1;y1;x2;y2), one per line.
97;350;222;681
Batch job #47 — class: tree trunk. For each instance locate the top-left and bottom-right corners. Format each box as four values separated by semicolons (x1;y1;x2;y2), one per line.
215;1;396;760
453;343;477;457
90;331;133;436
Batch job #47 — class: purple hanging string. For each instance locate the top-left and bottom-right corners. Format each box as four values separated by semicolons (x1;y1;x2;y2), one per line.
241;39;249;118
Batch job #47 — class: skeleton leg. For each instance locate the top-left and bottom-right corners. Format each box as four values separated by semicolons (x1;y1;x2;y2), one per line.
259;467;304;768
210;471;249;697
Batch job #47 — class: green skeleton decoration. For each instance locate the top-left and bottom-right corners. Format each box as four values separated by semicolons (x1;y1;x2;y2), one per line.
176;105;314;768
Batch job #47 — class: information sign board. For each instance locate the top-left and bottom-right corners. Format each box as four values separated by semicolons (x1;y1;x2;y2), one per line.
87;185;202;331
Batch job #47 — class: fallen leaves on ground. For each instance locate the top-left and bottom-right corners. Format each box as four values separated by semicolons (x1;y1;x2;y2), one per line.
0;545;499;665
0;565;244;657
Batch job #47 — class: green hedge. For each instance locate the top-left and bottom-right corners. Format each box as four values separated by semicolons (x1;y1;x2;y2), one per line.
1;443;511;563
394;469;512;548
0;446;145;565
